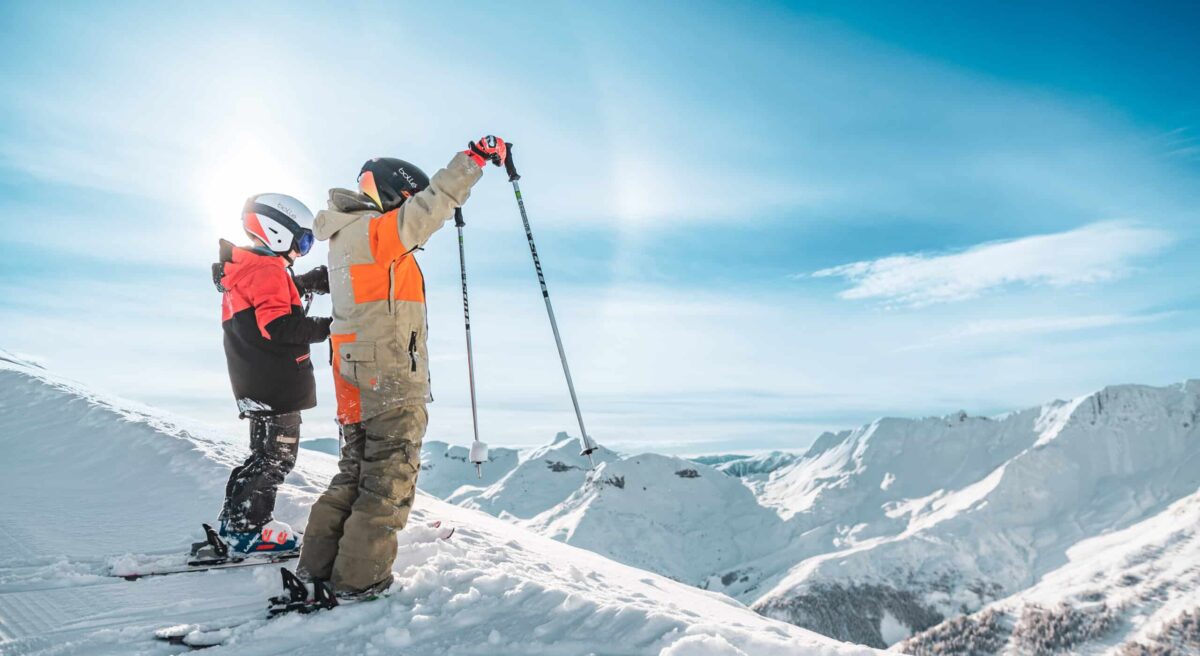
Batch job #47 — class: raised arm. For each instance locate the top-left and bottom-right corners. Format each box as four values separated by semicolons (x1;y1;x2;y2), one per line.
392;151;483;252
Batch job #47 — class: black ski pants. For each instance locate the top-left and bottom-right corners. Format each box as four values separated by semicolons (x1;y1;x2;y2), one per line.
220;411;301;531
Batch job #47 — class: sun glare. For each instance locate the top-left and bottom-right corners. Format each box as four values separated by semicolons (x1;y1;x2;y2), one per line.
195;133;313;242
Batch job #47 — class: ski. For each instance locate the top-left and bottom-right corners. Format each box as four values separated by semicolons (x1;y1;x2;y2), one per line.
154;621;263;650
111;521;306;580
152;571;394;648
266;588;391;618
120;521;448;580
266;569;339;618
428;519;455;540
112;549;300;581
147;520;452;646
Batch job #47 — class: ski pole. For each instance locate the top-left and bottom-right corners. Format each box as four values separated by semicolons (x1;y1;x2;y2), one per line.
503;145;599;467
456;207;488;478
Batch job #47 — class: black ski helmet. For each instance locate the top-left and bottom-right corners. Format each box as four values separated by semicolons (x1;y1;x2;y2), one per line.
358;157;430;212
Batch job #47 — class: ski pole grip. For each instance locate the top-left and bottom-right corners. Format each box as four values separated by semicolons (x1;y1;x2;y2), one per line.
505;142;521;182
454;207;465;227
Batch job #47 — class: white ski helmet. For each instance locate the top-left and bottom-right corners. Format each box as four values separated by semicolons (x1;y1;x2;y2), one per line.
242;193;315;256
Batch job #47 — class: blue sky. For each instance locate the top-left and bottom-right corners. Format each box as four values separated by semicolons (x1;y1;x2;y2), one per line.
1;1;1198;454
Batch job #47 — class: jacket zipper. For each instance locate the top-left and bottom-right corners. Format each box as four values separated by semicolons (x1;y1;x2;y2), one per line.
413;255;432;396
387;259;397;316
408;331;418;372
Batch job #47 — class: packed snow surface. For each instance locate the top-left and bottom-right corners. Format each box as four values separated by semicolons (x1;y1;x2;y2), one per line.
0;355;876;655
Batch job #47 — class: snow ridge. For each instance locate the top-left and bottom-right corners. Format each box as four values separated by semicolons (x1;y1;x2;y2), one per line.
419;380;1200;651
0;356;872;655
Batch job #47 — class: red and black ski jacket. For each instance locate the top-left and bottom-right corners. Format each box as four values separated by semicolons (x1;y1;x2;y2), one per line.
214;240;331;416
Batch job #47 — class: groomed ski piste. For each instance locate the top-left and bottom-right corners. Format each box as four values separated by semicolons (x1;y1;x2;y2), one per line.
0;352;879;656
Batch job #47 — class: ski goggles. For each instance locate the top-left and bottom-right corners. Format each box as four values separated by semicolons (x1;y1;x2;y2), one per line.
295;229;314;256
359;170;383;210
358;170;415;211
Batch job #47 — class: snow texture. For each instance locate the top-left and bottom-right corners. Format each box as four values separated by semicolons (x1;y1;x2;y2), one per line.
416;379;1200;652
749;382;1200;649
899;485;1200;654
0;354;875;656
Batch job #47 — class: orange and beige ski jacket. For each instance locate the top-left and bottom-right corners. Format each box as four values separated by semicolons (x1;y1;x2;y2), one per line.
313;152;482;425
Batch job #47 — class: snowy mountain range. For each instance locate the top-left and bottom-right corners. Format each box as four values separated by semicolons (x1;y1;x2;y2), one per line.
0;353;876;655
411;381;1200;653
5;348;1195;654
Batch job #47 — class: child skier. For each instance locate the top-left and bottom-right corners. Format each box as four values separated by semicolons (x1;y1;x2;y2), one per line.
287;136;508;604
195;193;332;559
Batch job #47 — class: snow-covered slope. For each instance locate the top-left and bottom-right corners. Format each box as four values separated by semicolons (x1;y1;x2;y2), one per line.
418;439;521;499
302;437;522;500
716;452;801;479
745;382;1200;648
523;454;790;585
447;433;620;519
0;355;874;655
436;439;795;587
898;486;1200;655
421;382;1200;651
713;451;805;501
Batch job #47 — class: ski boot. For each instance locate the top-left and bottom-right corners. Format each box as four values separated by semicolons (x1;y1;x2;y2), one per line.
335;574;395;602
189;520;300;565
268;569;337;617
223;520;300;556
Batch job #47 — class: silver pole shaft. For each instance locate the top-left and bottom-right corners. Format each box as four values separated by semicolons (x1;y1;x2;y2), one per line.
457;222;483;478
511;180;597;466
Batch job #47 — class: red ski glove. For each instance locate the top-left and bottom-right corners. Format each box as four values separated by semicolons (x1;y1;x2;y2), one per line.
466;135;508;168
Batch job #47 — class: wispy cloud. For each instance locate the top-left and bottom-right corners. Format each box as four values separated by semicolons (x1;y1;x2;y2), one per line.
811;221;1173;306
948;313;1170;338
896;312;1174;352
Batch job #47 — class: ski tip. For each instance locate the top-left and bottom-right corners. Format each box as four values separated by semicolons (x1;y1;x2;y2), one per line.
154;624;196;640
425;520;454;540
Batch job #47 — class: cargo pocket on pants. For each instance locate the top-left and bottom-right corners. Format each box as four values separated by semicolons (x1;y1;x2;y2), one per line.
337;341;378;390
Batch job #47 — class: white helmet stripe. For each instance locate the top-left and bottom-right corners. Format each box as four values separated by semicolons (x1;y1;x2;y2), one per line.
249;202;305;236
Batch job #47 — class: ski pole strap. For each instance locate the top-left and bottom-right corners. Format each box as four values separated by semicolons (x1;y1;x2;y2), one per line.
454;206;465;227
504;142;521;182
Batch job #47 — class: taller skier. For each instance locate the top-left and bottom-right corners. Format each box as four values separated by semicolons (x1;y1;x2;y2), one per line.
296;136;509;597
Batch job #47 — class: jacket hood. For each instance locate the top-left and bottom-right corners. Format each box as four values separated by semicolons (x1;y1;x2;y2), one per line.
313;188;380;241
216;239;285;290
